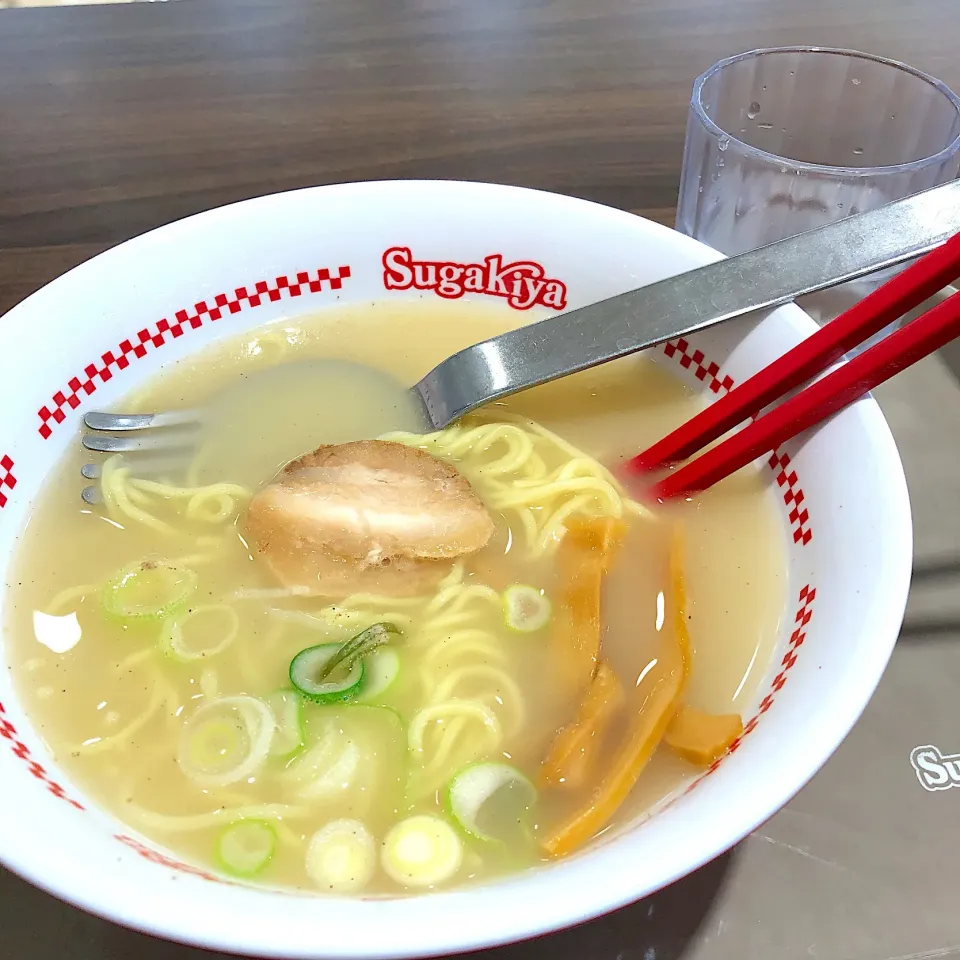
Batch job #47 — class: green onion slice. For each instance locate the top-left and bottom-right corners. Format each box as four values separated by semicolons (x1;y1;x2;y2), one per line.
102;560;198;622
216;820;276;877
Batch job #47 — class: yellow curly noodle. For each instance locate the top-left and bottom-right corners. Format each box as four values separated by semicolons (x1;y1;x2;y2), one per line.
315;564;522;798
125;801;309;834
55;457;254;757
74;681;168;755
100;454;250;537
382;414;651;555
44;582;100;616
40;583;180;754
300;414;653;799
60;414;641;827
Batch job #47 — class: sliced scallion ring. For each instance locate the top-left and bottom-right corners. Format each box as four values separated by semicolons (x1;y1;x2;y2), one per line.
357;647;401;702
314;622;400;682
162;604;239;661
216;819;276;877
283;721;362;800
102;560;198;622
176;695;275;787
265;689;304;757
502;585;551;633
381;815;463;889
305;819;377;893
447;762;537;843
290;643;365;703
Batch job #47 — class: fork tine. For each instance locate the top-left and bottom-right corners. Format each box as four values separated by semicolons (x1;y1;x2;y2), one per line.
80;411;199;505
82;453;192;477
81;434;197;454
83;411;200;432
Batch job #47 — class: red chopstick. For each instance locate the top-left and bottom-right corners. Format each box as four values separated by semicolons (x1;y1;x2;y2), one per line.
649;288;960;500
629;229;960;478
625;230;960;502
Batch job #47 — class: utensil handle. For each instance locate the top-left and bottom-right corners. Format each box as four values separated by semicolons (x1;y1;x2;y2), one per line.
630;229;960;473
651;287;960;501
417;179;960;428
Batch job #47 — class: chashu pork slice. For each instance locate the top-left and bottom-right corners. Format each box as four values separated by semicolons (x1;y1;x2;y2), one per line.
245;440;494;598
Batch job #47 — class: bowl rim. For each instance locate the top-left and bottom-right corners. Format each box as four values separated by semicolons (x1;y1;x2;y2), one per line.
0;178;913;958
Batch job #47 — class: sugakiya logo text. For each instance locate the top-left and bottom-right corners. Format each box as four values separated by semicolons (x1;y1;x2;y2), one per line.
910;744;960;791
382;247;568;310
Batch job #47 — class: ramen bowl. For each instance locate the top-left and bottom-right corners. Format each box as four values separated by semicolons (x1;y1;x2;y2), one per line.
0;180;911;958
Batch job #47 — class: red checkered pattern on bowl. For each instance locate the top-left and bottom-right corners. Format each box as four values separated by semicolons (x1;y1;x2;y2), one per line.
0;701;84;810
0;456;14;509
0;701;241;881
682;583;816;792
36;266;351;439
663;338;735;395
0;701;236;880
662;338;812;546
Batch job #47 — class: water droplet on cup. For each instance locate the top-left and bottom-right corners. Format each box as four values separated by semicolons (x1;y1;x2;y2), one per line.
851;77;861;85
747;101;761;119
718;137;729;152
757;122;773;130
853;147;864;156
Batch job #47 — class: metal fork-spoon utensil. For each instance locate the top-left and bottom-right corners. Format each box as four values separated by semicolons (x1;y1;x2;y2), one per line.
82;178;960;502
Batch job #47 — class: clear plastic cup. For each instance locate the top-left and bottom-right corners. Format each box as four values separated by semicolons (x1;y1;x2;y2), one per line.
676;47;960;344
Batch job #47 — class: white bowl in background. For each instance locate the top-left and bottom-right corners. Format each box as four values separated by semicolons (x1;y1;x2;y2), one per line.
0;180;911;958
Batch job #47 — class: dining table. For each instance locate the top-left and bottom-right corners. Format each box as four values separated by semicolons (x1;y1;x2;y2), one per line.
3;0;960;958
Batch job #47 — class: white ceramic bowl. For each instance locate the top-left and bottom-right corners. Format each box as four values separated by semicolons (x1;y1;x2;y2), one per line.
0;181;911;958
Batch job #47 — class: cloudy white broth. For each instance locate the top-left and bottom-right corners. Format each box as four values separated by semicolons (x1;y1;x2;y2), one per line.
6;300;785;894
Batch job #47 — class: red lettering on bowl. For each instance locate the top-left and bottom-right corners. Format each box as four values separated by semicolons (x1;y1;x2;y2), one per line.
382;247;567;311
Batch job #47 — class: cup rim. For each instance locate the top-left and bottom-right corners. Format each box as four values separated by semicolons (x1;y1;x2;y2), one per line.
691;45;960;178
